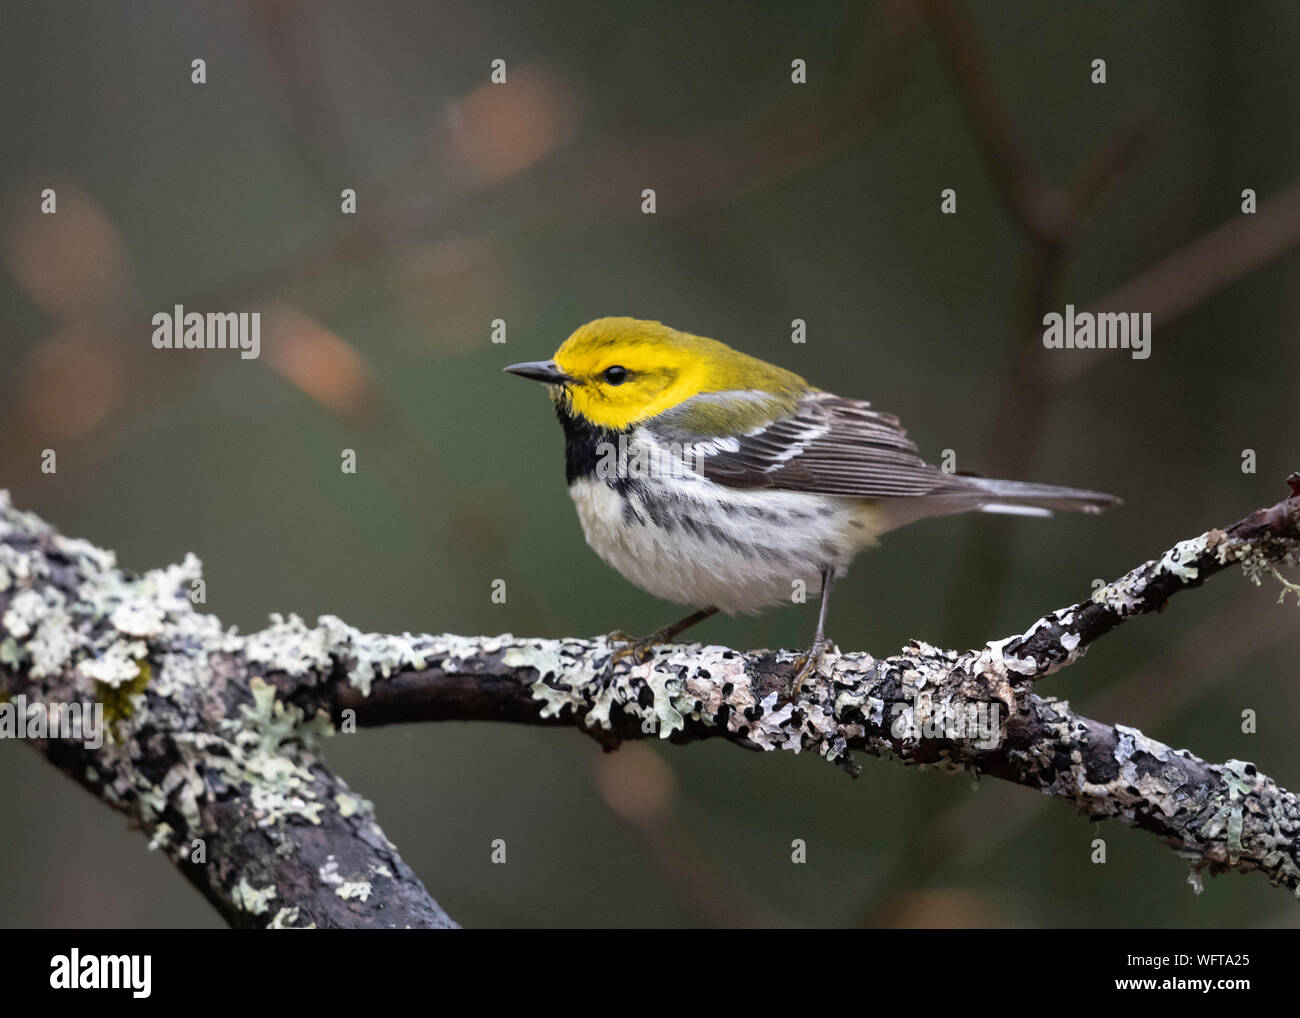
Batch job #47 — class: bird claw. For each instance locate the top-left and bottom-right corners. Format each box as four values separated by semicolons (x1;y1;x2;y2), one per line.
790;636;838;698
606;630;657;666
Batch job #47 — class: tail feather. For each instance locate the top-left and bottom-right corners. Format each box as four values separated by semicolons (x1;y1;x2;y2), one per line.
961;477;1122;515
868;476;1121;533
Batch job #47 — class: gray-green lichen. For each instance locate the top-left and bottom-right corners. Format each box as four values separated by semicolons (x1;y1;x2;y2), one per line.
336;881;372;902
0;490;451;927
232;878;277;915
246;613;447;697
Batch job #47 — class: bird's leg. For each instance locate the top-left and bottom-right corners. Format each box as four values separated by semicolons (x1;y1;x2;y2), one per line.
791;568;837;697
608;607;719;665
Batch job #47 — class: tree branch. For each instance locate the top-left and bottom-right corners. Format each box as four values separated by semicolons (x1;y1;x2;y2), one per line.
0;493;455;929
2;478;1298;925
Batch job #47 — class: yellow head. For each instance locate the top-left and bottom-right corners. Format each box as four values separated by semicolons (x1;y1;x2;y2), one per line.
505;317;808;431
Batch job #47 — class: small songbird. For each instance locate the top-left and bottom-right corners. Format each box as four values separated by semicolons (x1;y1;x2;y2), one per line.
506;317;1120;692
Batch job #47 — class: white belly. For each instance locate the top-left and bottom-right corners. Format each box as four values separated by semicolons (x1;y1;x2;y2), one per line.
567;475;881;615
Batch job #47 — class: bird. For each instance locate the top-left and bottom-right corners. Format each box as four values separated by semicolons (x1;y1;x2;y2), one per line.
505;316;1120;693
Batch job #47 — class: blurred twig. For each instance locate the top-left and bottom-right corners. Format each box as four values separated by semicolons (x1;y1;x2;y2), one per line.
924;0;1162;632
925;0;1300;479
1057;176;1300;384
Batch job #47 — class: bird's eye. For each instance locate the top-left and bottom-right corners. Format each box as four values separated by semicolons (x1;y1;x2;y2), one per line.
602;365;629;386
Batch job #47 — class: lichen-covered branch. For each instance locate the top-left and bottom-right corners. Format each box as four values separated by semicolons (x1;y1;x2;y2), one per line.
0;494;455;929
313;475;1300;895
2;478;1299;924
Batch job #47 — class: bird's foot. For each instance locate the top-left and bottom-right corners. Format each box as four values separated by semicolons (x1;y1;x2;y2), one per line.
604;608;718;672
790;635;838;698
605;629;659;667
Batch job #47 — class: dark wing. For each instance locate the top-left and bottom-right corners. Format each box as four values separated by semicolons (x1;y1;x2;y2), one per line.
648;390;964;498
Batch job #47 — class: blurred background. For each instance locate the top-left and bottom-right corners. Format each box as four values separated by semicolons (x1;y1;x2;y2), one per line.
1;0;1298;928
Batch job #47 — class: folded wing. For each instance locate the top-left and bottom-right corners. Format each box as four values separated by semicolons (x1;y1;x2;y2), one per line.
647;390;1119;512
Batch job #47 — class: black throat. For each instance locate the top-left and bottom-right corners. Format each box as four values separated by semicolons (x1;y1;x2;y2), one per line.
556;402;625;485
